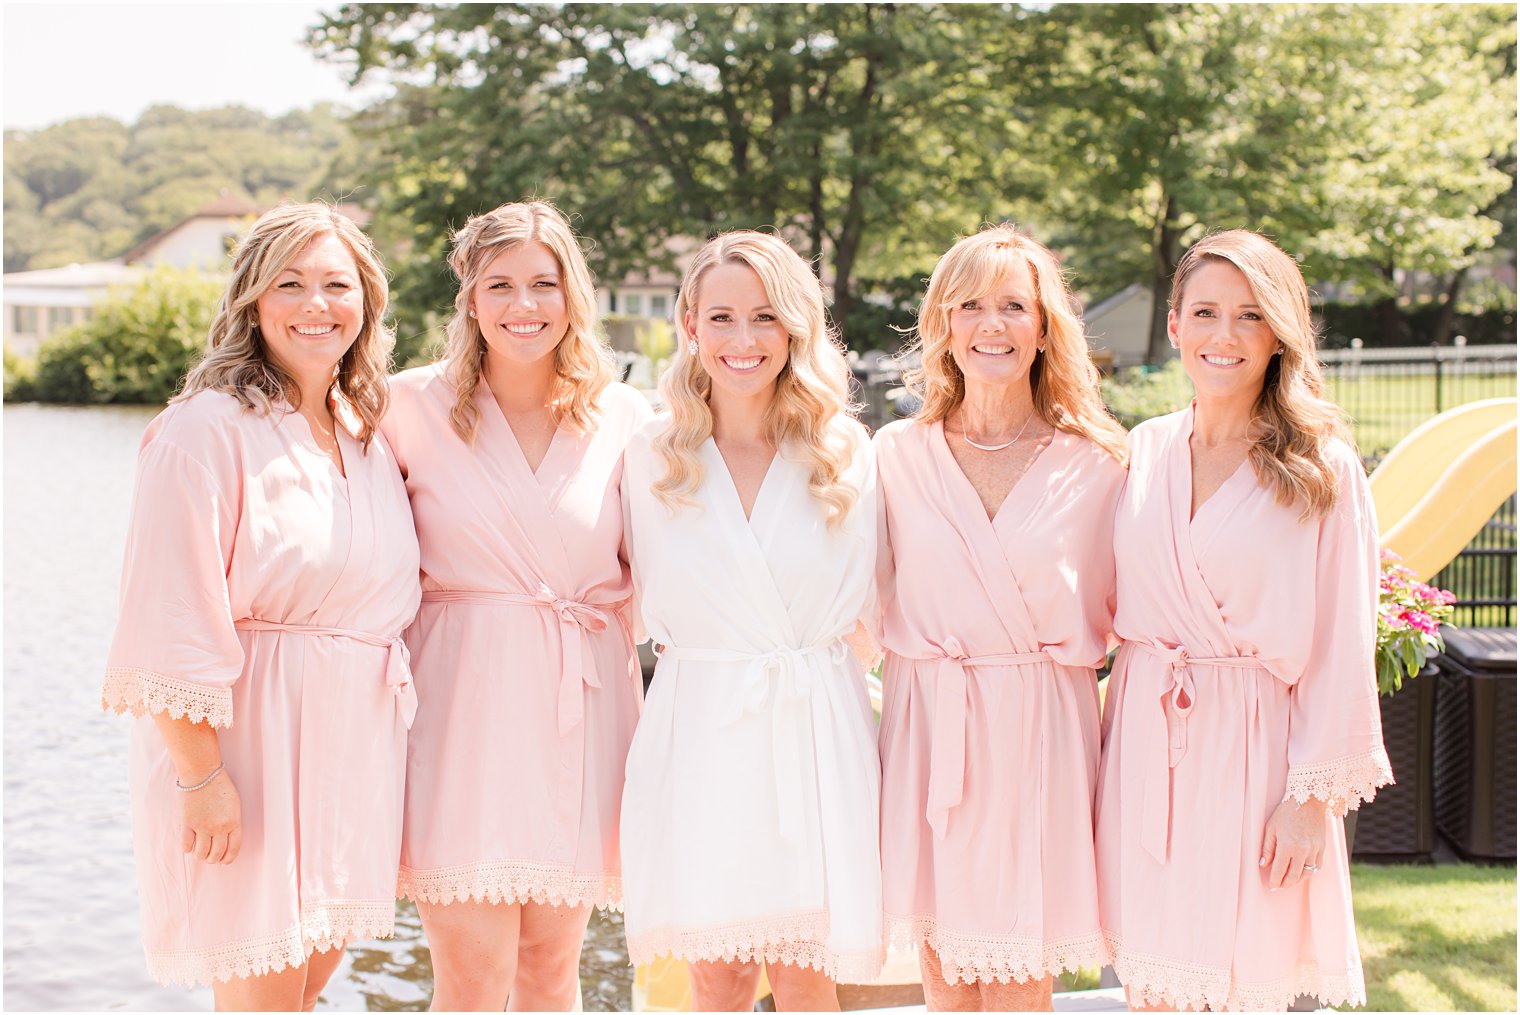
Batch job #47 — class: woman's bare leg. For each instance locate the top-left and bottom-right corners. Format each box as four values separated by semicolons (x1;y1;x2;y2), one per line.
299;945;349;1011
508;901;592;1011
418;898;523;1011
766;961;841;1012
919;942;983;1012
213;961;307;1011
689;957;764;1012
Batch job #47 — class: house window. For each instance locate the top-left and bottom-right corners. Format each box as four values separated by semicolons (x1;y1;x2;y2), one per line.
48;307;74;332
650;294;668;319
11;305;39;334
623;293;643;316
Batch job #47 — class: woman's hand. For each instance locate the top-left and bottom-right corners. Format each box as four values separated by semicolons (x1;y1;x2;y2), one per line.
1259;795;1328;891
180;767;242;865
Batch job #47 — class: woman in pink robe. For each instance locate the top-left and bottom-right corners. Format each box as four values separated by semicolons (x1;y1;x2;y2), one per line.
1095;231;1391;1011
380;202;650;1011
876;225;1129;1011
102;204;421;1010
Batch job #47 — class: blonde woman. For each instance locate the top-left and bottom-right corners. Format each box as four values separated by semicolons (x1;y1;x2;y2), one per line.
620;231;883;1011
1095;231;1389;1010
380;201;651;1011
102;203;420;1009
874;224;1128;1011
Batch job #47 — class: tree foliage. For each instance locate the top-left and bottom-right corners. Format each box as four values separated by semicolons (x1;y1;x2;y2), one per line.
311;2;1034;348
1025;4;1516;358
3;105;367;273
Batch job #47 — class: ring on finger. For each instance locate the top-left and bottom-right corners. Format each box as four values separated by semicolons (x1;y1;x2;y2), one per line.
1302;863;1320;873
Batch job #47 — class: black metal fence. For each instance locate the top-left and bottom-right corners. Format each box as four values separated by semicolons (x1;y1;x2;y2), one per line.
1319;344;1517;457
1433;494;1518;629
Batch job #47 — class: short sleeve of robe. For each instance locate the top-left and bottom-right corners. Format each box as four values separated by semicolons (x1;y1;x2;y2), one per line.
101;422;244;727
1282;442;1393;815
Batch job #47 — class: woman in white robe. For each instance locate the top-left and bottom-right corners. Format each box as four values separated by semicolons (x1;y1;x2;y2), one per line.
620;231;882;1011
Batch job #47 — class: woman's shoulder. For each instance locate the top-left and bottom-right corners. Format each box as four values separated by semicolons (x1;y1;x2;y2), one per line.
870;415;928;454
597;381;658;428
388;361;451;403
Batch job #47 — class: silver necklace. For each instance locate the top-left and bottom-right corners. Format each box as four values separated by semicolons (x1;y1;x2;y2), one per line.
957;410;1034;452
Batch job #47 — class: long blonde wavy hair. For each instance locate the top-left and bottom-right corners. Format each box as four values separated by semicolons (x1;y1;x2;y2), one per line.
903;223;1128;463
178;202;393;447
1170;230;1350;519
654;230;861;528
440;201;614;442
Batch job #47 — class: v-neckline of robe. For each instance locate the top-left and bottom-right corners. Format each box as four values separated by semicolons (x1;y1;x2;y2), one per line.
284;404;353;498
1181;405;1254;526
475;375;569;488
705;436;780;526
932;417;1058;528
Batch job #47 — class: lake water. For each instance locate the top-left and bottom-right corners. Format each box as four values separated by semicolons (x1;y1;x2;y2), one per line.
1;404;633;1012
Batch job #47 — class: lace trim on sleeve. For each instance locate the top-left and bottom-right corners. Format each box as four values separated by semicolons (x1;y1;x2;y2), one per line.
102;667;233;728
1282;745;1394;817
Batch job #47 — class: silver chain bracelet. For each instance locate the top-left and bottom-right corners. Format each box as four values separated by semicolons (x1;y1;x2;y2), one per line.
175;762;224;793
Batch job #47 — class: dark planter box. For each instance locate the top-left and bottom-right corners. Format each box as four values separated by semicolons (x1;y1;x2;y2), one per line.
1433;626;1517;861
1352;664;1438;861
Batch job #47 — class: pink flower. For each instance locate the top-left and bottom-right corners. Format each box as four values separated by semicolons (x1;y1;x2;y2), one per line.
1400;609;1438;635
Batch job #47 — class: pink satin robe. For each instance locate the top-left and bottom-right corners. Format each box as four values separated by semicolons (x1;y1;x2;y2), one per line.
381;365;651;910
1095;405;1391;1010
875;419;1125;985
102;390;421;987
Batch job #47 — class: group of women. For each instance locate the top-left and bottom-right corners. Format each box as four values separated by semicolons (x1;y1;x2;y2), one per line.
103;198;1391;1012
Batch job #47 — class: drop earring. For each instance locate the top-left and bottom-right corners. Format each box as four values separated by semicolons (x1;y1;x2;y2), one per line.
688;338;699;357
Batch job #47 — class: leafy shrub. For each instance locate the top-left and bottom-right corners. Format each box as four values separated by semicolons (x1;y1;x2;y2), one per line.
1100;360;1193;429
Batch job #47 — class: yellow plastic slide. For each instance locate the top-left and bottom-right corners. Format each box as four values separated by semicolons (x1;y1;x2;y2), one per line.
1371;397;1518;582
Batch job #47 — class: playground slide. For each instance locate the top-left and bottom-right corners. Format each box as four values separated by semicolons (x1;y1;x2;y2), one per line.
1369;397;1517;532
1374;400;1517;583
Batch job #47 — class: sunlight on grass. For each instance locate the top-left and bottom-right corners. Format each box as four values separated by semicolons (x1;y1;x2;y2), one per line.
1349;862;1517;1012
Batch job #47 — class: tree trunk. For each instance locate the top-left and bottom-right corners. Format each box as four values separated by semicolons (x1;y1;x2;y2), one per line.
1373;262;1407;346
1432;266;1470;346
1146;192;1182;365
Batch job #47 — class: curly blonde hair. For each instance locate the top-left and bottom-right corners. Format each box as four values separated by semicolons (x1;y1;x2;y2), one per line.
654;231;861;528
440;201;614;442
178;202;393;447
903;223;1127;463
1170;230;1351;519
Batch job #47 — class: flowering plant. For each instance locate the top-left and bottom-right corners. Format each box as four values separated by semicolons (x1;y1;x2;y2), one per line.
1376;550;1456;696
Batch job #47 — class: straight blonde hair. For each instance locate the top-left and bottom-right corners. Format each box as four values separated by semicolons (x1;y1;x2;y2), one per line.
1170;230;1350;519
904;223;1127;463
178;202;393;447
440;201;614;442
654;230;861;528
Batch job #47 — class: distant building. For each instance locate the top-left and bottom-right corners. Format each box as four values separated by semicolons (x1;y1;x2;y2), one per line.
1083;283;1170;369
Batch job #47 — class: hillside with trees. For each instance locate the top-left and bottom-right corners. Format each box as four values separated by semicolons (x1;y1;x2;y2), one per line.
3;104;366;273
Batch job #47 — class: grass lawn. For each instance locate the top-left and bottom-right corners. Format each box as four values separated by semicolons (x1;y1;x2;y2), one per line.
1350;862;1516;1012
1326;369;1517;457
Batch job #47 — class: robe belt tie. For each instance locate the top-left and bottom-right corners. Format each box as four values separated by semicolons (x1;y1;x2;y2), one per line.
1130;642;1263;863
233;618;416;729
421;587;617;736
904;642;1053;839
656;639;850;845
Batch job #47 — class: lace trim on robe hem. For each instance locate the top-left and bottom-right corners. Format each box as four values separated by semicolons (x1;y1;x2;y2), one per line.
1282;745;1395;817
627;908;885;985
143;899;396;988
1103;932;1367;1012
886;914;1108;985
397;860;623;912
102;667;234;728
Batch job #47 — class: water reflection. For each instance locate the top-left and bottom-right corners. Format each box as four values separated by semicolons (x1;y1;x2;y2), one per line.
2;405;632;1012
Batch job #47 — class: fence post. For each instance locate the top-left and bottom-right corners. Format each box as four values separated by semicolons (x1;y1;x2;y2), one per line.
1432;344;1444;413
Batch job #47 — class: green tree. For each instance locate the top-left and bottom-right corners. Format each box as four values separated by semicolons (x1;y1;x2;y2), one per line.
311;3;1028;348
1026;4;1515;360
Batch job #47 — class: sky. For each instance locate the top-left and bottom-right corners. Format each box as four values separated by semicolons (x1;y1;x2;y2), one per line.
2;2;391;131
